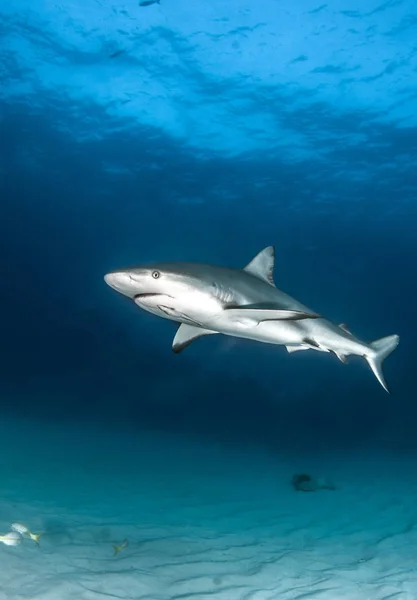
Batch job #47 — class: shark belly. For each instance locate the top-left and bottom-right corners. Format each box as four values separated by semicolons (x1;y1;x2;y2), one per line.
209;316;306;346
212;315;369;359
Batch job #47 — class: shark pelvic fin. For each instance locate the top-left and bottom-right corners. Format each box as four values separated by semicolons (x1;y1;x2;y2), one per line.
243;246;276;286
223;307;319;325
302;337;320;348
172;324;217;354
286;345;310;353
365;334;399;393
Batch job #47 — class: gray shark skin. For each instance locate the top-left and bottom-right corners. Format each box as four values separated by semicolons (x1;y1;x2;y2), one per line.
104;246;399;392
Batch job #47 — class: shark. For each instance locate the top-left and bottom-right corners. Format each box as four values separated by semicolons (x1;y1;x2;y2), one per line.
104;246;399;392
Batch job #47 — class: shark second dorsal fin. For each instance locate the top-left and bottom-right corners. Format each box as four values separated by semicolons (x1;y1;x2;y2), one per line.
243;246;276;286
339;323;352;335
172;324;218;354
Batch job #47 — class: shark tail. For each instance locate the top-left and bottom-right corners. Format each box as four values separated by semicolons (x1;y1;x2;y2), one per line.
365;334;399;393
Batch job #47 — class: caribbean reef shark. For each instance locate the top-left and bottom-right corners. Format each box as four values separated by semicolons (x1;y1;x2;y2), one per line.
104;246;399;392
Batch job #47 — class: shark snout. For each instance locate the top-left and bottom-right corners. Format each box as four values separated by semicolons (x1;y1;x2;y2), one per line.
104;271;134;296
104;272;119;289
104;273;113;286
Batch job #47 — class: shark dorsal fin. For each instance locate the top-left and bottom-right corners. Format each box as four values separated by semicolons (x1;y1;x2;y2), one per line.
243;246;276;286
339;323;351;335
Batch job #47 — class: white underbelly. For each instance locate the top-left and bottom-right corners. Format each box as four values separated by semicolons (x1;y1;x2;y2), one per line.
214;319;304;346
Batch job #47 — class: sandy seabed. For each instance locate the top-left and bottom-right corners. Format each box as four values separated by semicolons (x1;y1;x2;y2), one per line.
0;415;416;600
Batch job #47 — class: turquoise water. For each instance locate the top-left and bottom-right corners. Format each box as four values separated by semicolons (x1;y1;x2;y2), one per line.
2;416;417;598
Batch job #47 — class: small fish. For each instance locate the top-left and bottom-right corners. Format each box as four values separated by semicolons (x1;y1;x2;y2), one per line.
11;523;43;545
139;0;160;6
113;539;128;556
0;532;22;547
109;49;126;59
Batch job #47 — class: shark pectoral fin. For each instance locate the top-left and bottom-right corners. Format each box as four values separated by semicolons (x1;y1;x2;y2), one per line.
286;345;309;353
224;307;319;324
243;246;276;286
172;324;218;354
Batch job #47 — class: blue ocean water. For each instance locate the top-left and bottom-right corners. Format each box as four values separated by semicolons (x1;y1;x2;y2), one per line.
1;1;417;598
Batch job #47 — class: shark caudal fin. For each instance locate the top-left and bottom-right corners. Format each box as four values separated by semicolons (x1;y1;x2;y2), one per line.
365;334;399;393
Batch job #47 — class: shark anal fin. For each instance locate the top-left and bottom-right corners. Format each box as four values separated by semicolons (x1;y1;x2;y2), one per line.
223;307;319;324
333;351;348;364
243;246;276;286
172;324;217;354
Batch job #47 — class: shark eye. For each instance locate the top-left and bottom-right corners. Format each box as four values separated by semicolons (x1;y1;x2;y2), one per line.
152;270;160;279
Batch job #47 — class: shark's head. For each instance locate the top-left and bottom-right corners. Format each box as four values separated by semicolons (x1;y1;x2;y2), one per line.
104;263;223;324
104;266;167;300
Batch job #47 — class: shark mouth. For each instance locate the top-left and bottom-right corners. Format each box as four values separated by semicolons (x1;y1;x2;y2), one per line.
134;293;173;300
